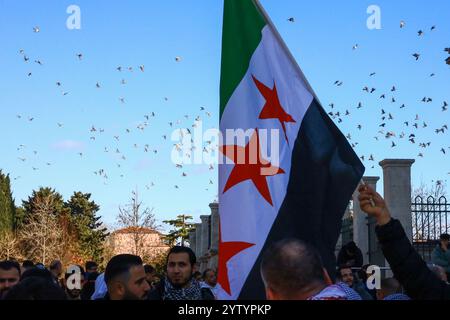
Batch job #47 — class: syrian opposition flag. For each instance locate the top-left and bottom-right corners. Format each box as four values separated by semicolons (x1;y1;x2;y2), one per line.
217;0;365;300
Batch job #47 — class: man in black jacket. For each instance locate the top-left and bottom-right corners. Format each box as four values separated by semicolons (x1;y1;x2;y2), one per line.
148;246;214;300
358;184;450;300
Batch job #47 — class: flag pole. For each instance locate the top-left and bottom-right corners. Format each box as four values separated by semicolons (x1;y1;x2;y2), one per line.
252;0;322;106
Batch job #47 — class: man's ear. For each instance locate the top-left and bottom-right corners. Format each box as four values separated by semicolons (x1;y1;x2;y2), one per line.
323;268;333;285
113;281;125;298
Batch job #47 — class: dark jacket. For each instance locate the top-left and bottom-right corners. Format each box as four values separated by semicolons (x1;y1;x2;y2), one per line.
376;218;450;300
431;245;450;273
337;242;363;268
147;278;215;301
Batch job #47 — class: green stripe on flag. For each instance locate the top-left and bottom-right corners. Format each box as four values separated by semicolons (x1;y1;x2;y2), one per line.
220;0;266;119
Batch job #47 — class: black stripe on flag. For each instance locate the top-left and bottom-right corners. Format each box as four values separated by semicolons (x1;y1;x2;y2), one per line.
238;98;365;300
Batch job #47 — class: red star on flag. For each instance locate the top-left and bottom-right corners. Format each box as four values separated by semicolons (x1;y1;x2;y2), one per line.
220;129;285;206
217;225;255;296
252;75;296;143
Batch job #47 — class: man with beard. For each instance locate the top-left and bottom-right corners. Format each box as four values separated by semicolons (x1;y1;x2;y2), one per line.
64;265;86;300
0;260;21;299
148;246;214;300
103;254;150;300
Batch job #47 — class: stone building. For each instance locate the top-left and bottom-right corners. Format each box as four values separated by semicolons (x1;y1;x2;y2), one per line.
110;227;169;262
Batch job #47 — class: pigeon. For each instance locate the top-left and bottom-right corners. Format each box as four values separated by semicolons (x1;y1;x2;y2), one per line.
139;65;145;72
96;82;101;88
175;56;182;62
370;72;376;77
418;30;424;36
352;44;359;50
77;53;83;60
287;17;295;22
412;53;420;61
33;26;40;33
431;25;436;31
391;141;396;148
400;21;406;28
445;48;450;54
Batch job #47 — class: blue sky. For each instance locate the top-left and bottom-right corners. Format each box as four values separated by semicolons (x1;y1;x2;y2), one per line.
0;0;449;230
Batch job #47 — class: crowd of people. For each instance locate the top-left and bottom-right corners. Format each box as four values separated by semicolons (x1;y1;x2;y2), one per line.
1;185;449;300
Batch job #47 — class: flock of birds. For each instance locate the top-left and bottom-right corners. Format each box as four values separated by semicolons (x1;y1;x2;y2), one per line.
323;22;450;175
13;25;218;194
8;16;450;198
285;18;449;176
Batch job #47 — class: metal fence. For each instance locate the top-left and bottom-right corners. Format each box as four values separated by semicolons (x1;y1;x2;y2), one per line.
412;195;450;262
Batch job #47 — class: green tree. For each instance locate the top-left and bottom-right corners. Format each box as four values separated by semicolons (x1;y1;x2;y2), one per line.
66;192;108;264
0;170;16;234
163;214;195;247
22;187;66;221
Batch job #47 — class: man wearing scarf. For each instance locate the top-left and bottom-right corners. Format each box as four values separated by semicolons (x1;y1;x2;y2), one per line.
148;246;215;300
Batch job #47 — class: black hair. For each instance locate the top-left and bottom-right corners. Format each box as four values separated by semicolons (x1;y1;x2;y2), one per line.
166;246;196;266
4;277;67;300
380;277;402;296
85;261;98;271
144;264;155;274
440;233;450;241
104;254;143;284
202;268;215;279
0;260;21;276
22;260;34;268
21;267;54;282
260;238;325;298
49;260;62;271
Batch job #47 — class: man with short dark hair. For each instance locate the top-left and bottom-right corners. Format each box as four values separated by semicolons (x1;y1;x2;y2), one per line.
148;246;214;300
432;233;450;280
144;264;155;289
103;254;149;300
0;260;21;299
49;260;63;287
260;239;347;300
336;266;372;300
64;265;86;300
376;278;410;300
337;241;363;268
22;260;34;273
85;261;98;273
201;269;220;299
